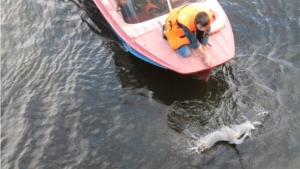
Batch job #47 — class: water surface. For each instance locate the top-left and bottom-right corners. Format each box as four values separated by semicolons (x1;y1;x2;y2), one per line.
1;0;300;168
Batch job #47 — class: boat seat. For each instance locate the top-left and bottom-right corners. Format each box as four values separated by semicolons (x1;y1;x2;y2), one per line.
124;2;167;23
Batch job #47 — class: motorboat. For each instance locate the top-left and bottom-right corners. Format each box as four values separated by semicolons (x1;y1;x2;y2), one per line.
93;0;235;81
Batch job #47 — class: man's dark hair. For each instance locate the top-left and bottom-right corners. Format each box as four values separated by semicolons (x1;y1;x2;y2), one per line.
195;12;209;27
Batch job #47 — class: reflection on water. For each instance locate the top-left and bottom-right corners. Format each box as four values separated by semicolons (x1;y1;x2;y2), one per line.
1;0;300;169
113;50;214;105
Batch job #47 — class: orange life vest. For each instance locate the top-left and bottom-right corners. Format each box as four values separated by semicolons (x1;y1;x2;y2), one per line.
145;3;160;16
163;5;213;50
145;0;167;16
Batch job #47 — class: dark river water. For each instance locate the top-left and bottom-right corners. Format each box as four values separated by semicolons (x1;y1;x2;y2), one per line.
1;0;300;168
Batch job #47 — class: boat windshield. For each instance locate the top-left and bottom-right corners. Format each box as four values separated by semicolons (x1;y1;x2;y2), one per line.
116;0;203;24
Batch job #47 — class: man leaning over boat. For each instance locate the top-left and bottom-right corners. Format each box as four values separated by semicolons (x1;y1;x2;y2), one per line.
163;4;212;67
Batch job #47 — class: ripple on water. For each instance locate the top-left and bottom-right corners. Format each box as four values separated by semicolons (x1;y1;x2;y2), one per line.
2;0;300;168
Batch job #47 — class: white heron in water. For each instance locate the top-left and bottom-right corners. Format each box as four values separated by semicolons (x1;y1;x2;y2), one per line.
184;110;268;153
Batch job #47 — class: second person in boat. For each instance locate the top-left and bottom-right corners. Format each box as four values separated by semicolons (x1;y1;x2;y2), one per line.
163;4;213;67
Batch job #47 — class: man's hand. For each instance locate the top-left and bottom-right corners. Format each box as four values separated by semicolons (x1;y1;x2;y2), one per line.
118;0;126;5
197;45;212;67
204;55;212;67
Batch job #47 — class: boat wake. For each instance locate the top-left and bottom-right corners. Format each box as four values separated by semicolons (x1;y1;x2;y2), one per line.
183;109;269;154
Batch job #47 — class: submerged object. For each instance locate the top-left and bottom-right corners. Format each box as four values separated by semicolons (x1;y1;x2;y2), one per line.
93;0;235;81
184;110;268;153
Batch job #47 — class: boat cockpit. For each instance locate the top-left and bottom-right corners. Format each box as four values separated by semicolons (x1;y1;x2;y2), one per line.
115;0;201;24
